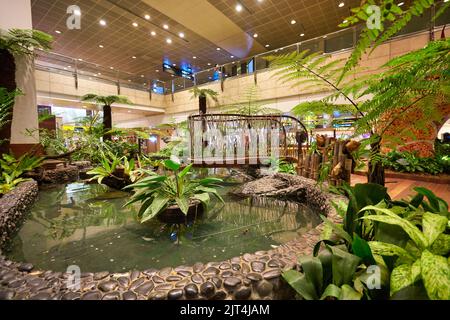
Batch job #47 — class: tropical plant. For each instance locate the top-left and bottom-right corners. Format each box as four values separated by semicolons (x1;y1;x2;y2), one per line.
382;150;444;175
360;203;449;300
0;29;53;154
0;88;21;147
125;159;224;223
87;151;135;186
339;0;449;79
0;153;44;195
224;86;281;115
190;87;219;114
81;94;133;141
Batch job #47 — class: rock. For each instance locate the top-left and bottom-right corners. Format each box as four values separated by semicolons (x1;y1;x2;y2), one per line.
251;261;266;273
158;267;172;277
61;292;80;300
30;292;52;300
18;263;34;272
211;277;223;289
175;279;189;288
224;277;242;288
93;271;109;281
166;275;182;282
98;280;118;292
102;292;121;300
168;289;183;300
154;284;173;291
177;270;192;277
193;263;205;273
184;284;199;299
0;290;15;300
200;282;215;298
152;275;164;284
246;273;263;282
130;270;140;281
122;291;137;300
82;291;102;300
191;274;204;284
8;280;25;288
143;269;158;277
256;280;273;297
232;264;241;271
263;270;281;280
268;259;281;268
135;281;155;296
117;277;130;288
202;267;220;276
221;271;234;278
234;287;251;300
27;277;45;287
149;292;166;300
212;291;227;300
130;278;145;290
219;263;231;270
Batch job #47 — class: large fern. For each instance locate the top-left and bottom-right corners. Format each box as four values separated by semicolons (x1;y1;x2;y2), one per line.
339;0;449;80
0;88;22;146
224;85;281;115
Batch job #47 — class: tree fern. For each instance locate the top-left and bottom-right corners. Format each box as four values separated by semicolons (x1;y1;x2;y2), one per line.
224;85;281;115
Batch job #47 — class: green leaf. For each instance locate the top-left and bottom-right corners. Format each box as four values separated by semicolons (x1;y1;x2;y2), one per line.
175;196;189;215
361;206;427;249
340;284;363;300
420;250;450;300
178;164;193;178
164;159;181;171
193;192;210;207
352;234;376;265
368;241;416;263
298;255;323;294
330;246;361;287
321;216;353;244
430;234;450;256
320;284;341;300
141;196;169;223
282;270;318;300
422;212;447;247
390;263;420;296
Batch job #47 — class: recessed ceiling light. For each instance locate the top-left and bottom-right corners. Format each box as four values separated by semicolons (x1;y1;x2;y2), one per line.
338;2;345;7
323;35;327;38
78;58;83;61
55;30;61;34
110;67;114;69
98;73;101;75
300;33;305;37
166;38;172;44
163;24;169;30
265;44;270;48
128;79;131;82
150;31;156;36
230;55;234;58
63;67;67;70
67;66;72;68
156;70;159;72
291;20;296;25
132;22;138;27
193;56;197;59
398;2;404;5
235;4;243;12
99;19;107;26
74;9;81;16
141;75;144;78
253;33;258;38
173;64;176;66
179;32;185;38
171;74;174;77
132;56;137;59
216;48;221;51
144;14;151;20
99;44;104;48
207;63;212;66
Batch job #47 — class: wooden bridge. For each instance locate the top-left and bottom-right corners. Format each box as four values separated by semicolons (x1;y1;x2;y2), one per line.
187;113;309;168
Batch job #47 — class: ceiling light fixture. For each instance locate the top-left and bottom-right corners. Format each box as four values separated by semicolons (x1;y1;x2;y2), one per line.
132;56;136;59
110;67;114;69
132;22;138;27
144;14;151;20
163;24;169;30
179;32;185;38
253;33;258;38
99;44;104;48
78;58;83;61
55;30;61;34
291;20;296;25
217;48;221;51
300;33;305;37
338;2;345;7
99;19;107;26
193;56;197;59
230;55;234;58
141;75;145;78
150;31;156;36
207;63;212;66
265;44;270;48
235;3;243;12
166;38;172;44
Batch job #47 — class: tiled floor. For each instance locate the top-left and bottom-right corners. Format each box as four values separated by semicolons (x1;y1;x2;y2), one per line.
351;174;450;204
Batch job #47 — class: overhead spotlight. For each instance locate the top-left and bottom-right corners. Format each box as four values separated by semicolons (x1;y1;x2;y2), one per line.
291;20;296;25
300;33;305;37
217;48;221;51
265;44;270;48
55;30;61;34
253;33;258;38
132;22;138;27
193;56;197;59
78;58;83;61
110;67;114;69
163;24;169;30
132;56;137;59
166;38;172;44
338;2;345;7
179;32;185;38
235;3;243;12
141;75;145;78
230;55;234;58
150;31;156;36
99;19;107;26
207;63;212;66
99;44;104;48
144;14;151;20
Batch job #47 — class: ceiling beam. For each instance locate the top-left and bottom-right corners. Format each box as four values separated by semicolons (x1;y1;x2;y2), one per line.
142;0;266;58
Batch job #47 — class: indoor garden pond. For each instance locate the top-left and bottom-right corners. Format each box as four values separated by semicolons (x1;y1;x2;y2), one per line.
4;182;321;272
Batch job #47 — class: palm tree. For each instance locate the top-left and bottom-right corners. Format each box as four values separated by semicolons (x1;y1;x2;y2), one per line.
190;87;219;114
81;94;132;141
0;29;53;154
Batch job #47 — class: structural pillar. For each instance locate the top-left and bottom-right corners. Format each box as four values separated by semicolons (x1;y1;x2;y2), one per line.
0;0;40;156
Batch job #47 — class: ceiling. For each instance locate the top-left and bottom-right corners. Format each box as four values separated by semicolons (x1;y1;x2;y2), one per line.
31;0;361;86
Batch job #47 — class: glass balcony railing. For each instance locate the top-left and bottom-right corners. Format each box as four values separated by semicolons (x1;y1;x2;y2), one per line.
35;4;450;96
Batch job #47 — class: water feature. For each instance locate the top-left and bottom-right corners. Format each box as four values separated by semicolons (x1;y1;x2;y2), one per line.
5;182;321;272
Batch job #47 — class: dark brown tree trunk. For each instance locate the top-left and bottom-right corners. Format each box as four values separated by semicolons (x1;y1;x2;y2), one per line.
0;48;17;154
199;96;207;114
368;140;385;186
103;104;112;141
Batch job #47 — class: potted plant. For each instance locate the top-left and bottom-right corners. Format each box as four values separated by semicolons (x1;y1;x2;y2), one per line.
125;158;224;224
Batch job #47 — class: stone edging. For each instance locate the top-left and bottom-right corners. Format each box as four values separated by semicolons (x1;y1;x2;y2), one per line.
0;176;342;300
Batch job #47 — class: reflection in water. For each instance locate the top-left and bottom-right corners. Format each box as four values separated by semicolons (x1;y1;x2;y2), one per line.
6;183;321;272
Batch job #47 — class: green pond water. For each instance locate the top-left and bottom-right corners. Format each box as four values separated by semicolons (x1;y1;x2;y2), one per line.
6;183;321;272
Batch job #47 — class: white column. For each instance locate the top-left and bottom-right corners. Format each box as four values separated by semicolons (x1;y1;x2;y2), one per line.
0;0;39;147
